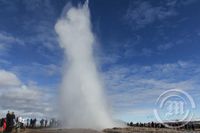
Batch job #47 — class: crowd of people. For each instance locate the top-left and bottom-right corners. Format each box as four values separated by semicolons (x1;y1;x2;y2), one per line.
0;111;57;133
127;121;198;131
39;119;48;128
0;111;17;132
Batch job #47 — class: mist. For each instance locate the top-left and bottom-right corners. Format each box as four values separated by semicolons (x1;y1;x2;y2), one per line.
55;0;114;129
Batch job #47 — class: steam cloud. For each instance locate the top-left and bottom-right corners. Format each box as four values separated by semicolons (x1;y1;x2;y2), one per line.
55;0;114;129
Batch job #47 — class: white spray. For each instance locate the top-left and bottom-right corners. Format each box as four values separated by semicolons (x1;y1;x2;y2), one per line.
55;0;114;129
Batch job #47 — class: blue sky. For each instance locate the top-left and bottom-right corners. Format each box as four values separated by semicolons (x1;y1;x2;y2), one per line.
0;0;200;122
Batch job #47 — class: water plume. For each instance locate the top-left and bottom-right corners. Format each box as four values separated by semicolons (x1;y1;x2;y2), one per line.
55;0;114;129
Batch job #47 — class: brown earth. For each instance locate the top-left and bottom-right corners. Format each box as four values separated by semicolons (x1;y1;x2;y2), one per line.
23;128;102;133
12;127;200;133
104;127;200;133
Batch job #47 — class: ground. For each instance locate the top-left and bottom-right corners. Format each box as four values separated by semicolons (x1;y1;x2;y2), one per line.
25;128;102;133
103;127;200;133
18;127;200;133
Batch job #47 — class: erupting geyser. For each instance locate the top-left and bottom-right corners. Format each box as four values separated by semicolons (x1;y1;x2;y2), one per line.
55;0;114;129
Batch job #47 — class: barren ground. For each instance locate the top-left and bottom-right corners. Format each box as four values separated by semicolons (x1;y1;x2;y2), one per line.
19;127;200;133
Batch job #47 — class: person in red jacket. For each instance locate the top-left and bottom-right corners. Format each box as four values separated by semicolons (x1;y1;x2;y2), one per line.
3;118;6;131
0;118;6;132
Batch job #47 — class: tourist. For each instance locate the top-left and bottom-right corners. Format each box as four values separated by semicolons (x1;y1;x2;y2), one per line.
33;118;37;128
27;118;30;127
40;119;44;127
6;111;12;132
11;112;15;127
0;118;7;132
30;118;33;128
45;119;48;127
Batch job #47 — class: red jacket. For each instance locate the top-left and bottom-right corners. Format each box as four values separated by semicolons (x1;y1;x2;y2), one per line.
3;119;6;131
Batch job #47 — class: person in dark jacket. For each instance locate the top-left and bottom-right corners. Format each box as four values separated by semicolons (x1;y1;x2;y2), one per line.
11;112;15;127
45;119;48;127
6;111;12;132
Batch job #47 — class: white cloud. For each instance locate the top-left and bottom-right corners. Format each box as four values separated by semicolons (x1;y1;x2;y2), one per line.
0;32;24;56
180;0;197;5
125;109;153;116
157;42;174;51
103;61;200;118
11;62;61;78
0;70;21;87
0;32;24;46
29;20;58;51
0;59;11;66
125;0;198;30
0;69;57;118
0;0;58;58
125;1;177;29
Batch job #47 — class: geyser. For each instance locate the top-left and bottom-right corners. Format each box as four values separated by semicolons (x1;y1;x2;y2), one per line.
55;0;114;129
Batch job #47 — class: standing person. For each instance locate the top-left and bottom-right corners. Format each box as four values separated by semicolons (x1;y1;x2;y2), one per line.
6;111;12;132
0;118;4;132
45;119;48;127
3;118;6;132
26;119;29;128
33;118;37;128
30;119;33;128
40;119;43;127
10;112;15;132
0;118;7;132
0;118;3;131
